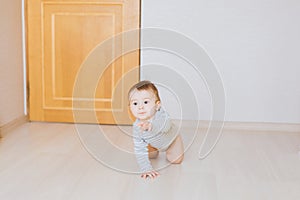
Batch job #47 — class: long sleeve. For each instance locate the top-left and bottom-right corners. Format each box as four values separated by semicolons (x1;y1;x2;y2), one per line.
133;124;154;173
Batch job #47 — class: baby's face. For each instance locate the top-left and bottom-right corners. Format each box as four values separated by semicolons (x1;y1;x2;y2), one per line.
129;89;160;121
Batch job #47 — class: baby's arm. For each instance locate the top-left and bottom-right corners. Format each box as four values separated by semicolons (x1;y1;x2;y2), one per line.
133;126;159;179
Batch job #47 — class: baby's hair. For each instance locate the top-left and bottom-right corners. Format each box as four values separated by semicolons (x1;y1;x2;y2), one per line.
128;80;161;102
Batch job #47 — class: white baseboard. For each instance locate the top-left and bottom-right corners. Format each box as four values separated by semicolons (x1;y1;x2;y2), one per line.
174;120;300;133
223;121;300;133
0;115;28;138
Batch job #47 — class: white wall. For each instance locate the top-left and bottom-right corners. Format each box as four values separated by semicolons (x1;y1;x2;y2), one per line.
0;0;24;126
141;0;300;124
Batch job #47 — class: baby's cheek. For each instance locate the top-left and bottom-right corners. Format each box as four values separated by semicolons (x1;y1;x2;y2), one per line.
131;108;138;116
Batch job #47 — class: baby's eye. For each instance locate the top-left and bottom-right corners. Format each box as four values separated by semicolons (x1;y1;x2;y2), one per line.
132;102;138;106
144;101;149;104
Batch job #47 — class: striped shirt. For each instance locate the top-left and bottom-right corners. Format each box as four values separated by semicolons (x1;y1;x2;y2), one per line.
133;108;178;172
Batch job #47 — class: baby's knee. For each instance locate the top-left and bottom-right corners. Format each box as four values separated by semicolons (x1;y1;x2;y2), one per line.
173;155;184;164
167;153;184;164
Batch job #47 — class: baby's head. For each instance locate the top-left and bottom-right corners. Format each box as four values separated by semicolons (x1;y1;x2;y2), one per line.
128;80;161;121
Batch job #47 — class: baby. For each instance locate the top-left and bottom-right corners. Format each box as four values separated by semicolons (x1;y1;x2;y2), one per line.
128;80;184;179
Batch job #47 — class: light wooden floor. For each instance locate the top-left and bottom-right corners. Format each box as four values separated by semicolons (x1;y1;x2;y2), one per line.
0;122;300;200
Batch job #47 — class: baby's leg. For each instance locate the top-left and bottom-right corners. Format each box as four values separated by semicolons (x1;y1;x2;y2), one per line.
166;135;184;164
147;144;159;159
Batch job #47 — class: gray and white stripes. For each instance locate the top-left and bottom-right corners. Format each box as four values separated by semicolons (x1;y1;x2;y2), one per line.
133;108;178;172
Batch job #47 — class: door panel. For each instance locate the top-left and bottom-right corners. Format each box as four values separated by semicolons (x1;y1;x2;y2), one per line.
27;0;140;124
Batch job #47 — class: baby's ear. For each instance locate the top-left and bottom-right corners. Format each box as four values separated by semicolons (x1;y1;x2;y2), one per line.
156;101;161;111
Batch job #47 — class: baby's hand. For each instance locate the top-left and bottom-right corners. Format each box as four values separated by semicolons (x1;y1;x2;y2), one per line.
137;121;152;131
141;170;160;179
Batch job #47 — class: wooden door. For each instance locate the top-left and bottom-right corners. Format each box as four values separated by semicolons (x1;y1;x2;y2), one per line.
27;0;140;124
